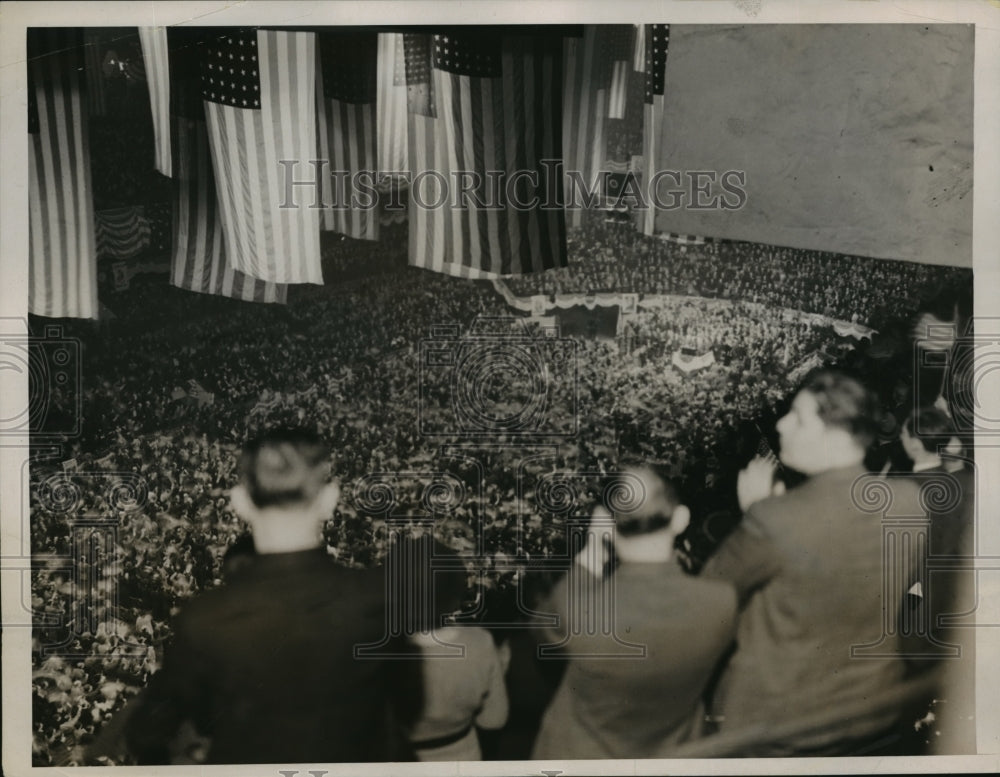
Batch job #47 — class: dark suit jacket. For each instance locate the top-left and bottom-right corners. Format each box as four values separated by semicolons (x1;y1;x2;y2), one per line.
126;548;396;764
702;465;923;754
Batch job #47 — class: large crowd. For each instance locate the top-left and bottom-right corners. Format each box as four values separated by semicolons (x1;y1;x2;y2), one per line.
28;214;971;765
507;216;969;331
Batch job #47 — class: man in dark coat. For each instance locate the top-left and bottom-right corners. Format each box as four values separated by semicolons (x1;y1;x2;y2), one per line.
125;428;400;764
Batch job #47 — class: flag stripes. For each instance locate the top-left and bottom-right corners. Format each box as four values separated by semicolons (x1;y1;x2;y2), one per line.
603;27;633;120
139;26;171;176
171;116;287;303
377;32;408;175
608;60;628;120
202;30;322;284
316;32;379;241
28;30;99;320
316;97;378;240
562;28;608;228
408;34;566;278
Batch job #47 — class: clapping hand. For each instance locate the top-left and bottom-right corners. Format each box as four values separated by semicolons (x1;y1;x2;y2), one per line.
574;506;613;577
737;455;785;513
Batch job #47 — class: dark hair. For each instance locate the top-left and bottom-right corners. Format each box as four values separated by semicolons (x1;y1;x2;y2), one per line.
904;406;955;453
600;467;680;537
800;369;880;449
238;428;330;508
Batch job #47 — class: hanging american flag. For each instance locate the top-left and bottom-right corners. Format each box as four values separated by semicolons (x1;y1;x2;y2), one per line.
83;28;108;118
604;26;634;121
408;30;567;278
403;32;435;118
201;29;322;284
168;29;287;304
376;32;409;176
639;24;669;236
28;29;99;320
562;27;609;229
316;31;379;241
140;26;171;176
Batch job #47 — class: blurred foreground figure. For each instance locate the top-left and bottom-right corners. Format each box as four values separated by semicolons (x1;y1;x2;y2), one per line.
390;534;509;761
900;407;976;753
125;429;397;763
703;370;924;755
532;467;738;758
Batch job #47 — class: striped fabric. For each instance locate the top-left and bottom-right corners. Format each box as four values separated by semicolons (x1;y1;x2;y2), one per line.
83;28;107;118
95;207;152;259
376;32;408;176
316;32;379;241
633;24;646;72
171;115;287;304
604;26;633;121
139;26;171;176
167;29;286;303
202;30;322;284
562;28;609;228
28;29;99;320
407;32;567;278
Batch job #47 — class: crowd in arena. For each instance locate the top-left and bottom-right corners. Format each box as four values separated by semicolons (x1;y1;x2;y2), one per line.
28;212;973;765
507;217;968;331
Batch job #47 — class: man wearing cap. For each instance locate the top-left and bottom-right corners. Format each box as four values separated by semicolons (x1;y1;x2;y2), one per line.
531;467;738;759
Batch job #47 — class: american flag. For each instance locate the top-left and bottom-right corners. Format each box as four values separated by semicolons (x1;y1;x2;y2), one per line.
28;29;99;320
562;27;609;228
201;29;323;284
139;26;171;176
603;26;633;121
316;31;379;242
408;30;567;278
639;24;669;237
376;32;409;176
166;29;286;304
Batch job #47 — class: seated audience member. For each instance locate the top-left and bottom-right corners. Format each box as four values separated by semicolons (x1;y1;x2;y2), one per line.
125;428;398;764
702;370;923;755
392;534;509;761
532;467;738;759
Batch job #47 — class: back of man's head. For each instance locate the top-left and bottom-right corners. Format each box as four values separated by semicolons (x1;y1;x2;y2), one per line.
801;369;880;451
603;465;681;538
239;428;330;509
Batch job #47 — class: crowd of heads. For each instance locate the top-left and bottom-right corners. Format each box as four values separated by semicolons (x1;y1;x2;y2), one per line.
28;213;971;764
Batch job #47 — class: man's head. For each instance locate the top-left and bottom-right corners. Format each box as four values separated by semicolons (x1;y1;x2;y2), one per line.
901;406;955;466
229;428;339;553
599;466;690;564
777;370;878;475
